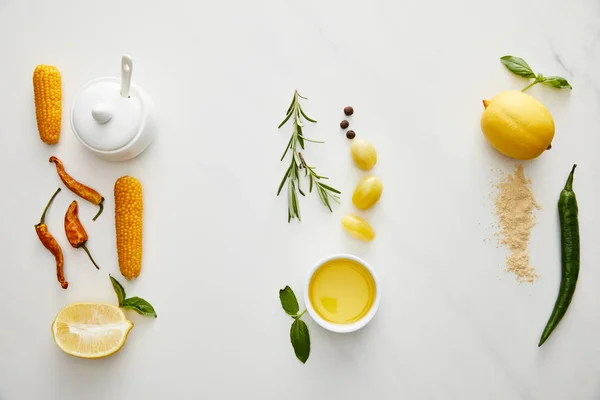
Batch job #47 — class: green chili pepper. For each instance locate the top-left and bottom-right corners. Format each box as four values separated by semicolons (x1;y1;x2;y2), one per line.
539;164;580;347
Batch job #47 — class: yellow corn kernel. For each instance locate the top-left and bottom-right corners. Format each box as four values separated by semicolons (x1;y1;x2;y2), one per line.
33;65;61;145
114;176;143;280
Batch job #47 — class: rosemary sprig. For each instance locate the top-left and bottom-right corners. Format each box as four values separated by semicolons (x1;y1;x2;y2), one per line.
299;153;340;212
277;90;340;222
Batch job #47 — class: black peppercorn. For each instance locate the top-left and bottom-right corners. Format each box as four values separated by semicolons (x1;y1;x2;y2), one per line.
344;106;354;116
340;120;349;129
346;130;356;139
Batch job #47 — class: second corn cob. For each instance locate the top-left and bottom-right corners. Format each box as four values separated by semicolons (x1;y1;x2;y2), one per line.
114;176;143;279
33;65;62;145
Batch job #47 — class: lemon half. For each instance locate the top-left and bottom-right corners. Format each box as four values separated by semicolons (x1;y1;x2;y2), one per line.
481;90;555;160
51;303;133;359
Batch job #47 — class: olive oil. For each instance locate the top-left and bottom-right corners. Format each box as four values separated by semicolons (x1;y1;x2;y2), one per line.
308;258;376;324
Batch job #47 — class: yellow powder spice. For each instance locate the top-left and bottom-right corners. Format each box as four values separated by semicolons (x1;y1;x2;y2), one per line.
495;165;540;283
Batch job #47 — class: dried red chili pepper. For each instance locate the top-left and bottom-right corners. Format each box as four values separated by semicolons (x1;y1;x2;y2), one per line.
64;200;100;270
35;188;68;289
49;156;104;221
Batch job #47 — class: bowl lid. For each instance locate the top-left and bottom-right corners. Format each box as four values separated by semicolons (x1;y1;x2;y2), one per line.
71;77;145;152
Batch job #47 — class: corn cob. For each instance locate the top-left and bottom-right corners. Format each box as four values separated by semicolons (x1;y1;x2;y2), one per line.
33;65;61;145
114;176;143;279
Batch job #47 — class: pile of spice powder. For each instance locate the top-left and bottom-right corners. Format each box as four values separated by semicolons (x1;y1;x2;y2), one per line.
494;165;540;283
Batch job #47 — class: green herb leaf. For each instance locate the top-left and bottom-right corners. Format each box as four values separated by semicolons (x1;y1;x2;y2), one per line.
298;136;324;144
290;318;310;363
277;164;292;196
297;125;305;149
279;286;300;316
122;297;157;318
280;135;294;161
285;93;296;115
541;76;572;90
500;55;536;78
110;275;126;307
299;106;317;123
291;185;301;221
278;111;293;129
318;187;333;212
319;183;341;194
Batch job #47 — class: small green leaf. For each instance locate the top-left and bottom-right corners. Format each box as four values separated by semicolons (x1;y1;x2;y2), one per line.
297;165;305;196
110;275;126;307
319;183;341;194
285;92;296;115
321;189;333;212
122;297;157;318
292;152;301;169
500;55;536;78
541;76;572;90
291;187;300;221
298;136;324;144
299;105;317;123
279;286;299;316
277;165;291;196
290;318;310;363
280;135;294;161
297;125;305;149
278;111;294;129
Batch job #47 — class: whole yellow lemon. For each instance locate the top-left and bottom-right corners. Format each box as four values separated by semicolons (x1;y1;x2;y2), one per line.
481;90;555;160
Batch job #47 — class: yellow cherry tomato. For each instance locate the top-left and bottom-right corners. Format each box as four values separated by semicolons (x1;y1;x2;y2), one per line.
350;140;377;171
352;176;383;210
341;214;375;241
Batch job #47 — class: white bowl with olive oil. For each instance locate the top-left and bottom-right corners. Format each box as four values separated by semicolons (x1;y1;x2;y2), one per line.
305;254;381;333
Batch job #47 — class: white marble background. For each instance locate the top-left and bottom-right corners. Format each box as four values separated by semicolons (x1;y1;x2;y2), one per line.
1;0;600;398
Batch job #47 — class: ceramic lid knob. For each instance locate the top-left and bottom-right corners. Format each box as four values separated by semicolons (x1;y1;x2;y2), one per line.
91;103;112;124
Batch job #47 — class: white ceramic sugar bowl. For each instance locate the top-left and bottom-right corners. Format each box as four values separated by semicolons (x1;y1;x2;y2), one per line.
70;55;156;161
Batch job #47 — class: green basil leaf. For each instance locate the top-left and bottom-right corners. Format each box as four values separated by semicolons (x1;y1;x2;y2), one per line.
541;76;572;89
500;56;536;78
110;275;126;307
290;318;310;363
122;297;157;318
279;286;299;316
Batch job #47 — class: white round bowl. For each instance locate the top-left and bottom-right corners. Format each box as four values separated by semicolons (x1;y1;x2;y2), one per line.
304;254;381;333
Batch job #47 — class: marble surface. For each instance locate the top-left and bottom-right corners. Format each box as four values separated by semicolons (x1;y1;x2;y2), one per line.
1;0;600;398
